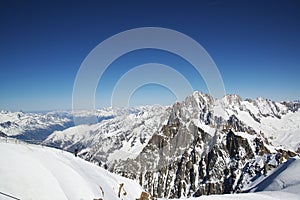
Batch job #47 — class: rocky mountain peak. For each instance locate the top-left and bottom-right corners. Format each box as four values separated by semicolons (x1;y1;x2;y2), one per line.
222;94;242;106
43;91;300;199
108;92;299;198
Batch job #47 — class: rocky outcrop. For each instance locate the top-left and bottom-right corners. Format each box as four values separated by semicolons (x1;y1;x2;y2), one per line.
0;131;7;137
136;191;154;200
282;101;300;112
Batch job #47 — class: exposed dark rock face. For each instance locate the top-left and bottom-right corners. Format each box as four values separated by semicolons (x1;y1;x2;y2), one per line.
112;92;297;198
0;121;19;129
0;131;7;137
282;101;300;112
227;115;256;135
114;127;294;198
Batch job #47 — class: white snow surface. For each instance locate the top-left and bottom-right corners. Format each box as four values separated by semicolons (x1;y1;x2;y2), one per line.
0;139;143;200
245;157;300;195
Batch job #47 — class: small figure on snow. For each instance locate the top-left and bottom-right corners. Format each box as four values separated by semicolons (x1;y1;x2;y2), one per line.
74;148;78;157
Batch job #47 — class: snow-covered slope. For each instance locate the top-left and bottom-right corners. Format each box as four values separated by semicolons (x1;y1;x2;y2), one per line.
0;138;144;200
244;157;300;195
0;139;298;200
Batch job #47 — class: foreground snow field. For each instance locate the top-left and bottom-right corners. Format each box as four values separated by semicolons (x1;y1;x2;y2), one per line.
1;139;299;200
0;139;143;200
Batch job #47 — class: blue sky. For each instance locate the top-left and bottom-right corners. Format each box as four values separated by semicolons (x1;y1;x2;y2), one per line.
0;0;299;111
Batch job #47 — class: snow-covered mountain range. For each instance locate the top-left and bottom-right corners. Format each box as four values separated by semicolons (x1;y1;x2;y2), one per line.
42;91;300;198
0;111;73;141
44;92;300;161
1;91;300;199
0;108;139;142
45;106;168;165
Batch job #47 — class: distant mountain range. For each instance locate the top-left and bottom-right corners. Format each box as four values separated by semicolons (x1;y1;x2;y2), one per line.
0;110;73;141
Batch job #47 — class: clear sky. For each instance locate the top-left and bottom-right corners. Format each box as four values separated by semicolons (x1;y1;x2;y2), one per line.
1;0;299;111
